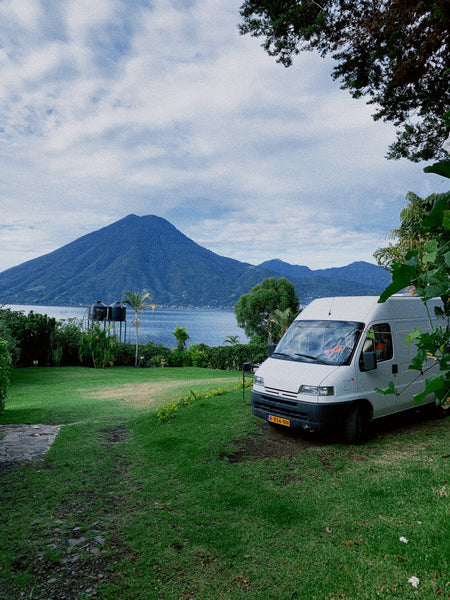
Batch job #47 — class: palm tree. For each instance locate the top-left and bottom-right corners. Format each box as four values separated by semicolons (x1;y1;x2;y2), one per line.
171;325;190;351
269;307;295;343
122;290;156;367
223;335;240;346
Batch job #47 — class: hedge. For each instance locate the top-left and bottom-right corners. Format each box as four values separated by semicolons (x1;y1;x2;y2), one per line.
0;339;12;411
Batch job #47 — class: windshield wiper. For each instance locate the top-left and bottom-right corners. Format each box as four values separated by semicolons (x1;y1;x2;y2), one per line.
271;352;294;360
294;353;328;365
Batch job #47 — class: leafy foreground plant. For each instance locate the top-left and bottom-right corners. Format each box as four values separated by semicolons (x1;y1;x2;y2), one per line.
0;369;449;599
380;191;450;407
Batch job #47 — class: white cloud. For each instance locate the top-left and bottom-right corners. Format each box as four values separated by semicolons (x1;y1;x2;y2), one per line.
0;0;43;31
0;0;448;276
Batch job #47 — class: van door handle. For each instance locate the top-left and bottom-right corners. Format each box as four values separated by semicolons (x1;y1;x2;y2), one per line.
392;364;398;374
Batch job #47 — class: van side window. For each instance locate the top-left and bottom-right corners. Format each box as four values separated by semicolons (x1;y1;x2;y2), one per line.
360;323;393;366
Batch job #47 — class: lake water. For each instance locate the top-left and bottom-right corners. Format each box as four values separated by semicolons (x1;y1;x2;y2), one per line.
7;304;248;348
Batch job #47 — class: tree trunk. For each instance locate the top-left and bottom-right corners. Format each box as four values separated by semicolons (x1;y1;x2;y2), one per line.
134;311;139;367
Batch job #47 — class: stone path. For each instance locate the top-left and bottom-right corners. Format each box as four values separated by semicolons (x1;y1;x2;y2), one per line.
0;424;61;467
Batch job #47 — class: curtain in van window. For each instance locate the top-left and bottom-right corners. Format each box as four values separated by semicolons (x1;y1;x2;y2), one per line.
362;324;393;362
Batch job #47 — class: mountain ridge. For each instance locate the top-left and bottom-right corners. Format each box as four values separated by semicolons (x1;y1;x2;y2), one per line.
259;258;391;290
0;215;390;308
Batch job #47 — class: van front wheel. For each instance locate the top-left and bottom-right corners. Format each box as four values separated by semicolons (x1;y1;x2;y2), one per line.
343;404;366;444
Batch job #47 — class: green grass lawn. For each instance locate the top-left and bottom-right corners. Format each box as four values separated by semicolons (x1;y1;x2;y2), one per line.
1;366;449;599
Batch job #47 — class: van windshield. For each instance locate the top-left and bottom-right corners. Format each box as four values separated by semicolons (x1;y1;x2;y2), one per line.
272;320;364;366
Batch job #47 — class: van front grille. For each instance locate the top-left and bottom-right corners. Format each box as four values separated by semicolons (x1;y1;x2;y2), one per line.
264;387;298;400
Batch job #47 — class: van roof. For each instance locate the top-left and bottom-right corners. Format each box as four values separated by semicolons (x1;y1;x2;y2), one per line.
298;295;441;323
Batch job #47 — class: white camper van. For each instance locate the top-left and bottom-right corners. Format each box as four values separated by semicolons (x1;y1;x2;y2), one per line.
251;295;444;443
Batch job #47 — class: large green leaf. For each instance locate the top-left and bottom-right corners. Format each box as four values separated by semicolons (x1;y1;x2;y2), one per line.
414;374;447;405
422;239;438;263
378;258;418;302
424;160;450;179
375;381;397;396
405;327;421;348
422;192;450;229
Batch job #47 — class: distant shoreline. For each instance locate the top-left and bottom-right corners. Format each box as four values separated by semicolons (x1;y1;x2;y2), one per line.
4;302;236;311
4;304;246;348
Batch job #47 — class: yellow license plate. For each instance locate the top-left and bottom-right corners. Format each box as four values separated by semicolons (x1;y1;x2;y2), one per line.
268;414;291;427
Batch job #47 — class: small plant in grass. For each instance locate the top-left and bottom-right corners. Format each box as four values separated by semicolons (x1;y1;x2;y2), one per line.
155;400;180;422
156;381;250;422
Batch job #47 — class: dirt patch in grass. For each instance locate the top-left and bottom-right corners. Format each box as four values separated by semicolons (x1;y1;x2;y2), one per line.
99;424;130;444
85;377;240;409
221;410;449;463
221;422;327;463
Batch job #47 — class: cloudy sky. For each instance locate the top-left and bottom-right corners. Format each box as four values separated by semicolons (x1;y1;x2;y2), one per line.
1;0;448;274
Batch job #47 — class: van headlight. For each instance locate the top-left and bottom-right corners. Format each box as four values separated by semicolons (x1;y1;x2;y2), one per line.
254;375;264;387
299;385;334;396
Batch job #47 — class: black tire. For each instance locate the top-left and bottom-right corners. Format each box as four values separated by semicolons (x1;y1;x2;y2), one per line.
434;402;450;419
343;404;367;444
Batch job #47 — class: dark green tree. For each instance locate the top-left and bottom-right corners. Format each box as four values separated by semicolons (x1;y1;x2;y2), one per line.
239;0;449;161
234;277;299;342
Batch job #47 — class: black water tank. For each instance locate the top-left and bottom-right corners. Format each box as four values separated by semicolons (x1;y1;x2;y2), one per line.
108;301;126;322
89;301;107;321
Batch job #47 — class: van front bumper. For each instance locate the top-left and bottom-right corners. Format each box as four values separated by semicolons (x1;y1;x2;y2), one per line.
251;389;351;432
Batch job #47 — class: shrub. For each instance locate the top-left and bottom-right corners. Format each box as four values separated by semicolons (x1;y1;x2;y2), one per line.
0;339;12;411
139;339;171;367
0;312;20;366
188;344;209;368
116;339;171;367
52;320;83;366
0;308;58;367
79;325;119;368
116;342;138;366
16;311;58;366
165;341;268;370
0;305;268;372
196;341;267;370
167;348;191;367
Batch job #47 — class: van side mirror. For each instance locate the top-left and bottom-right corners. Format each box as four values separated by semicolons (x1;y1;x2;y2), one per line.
362;351;377;371
268;343;276;357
